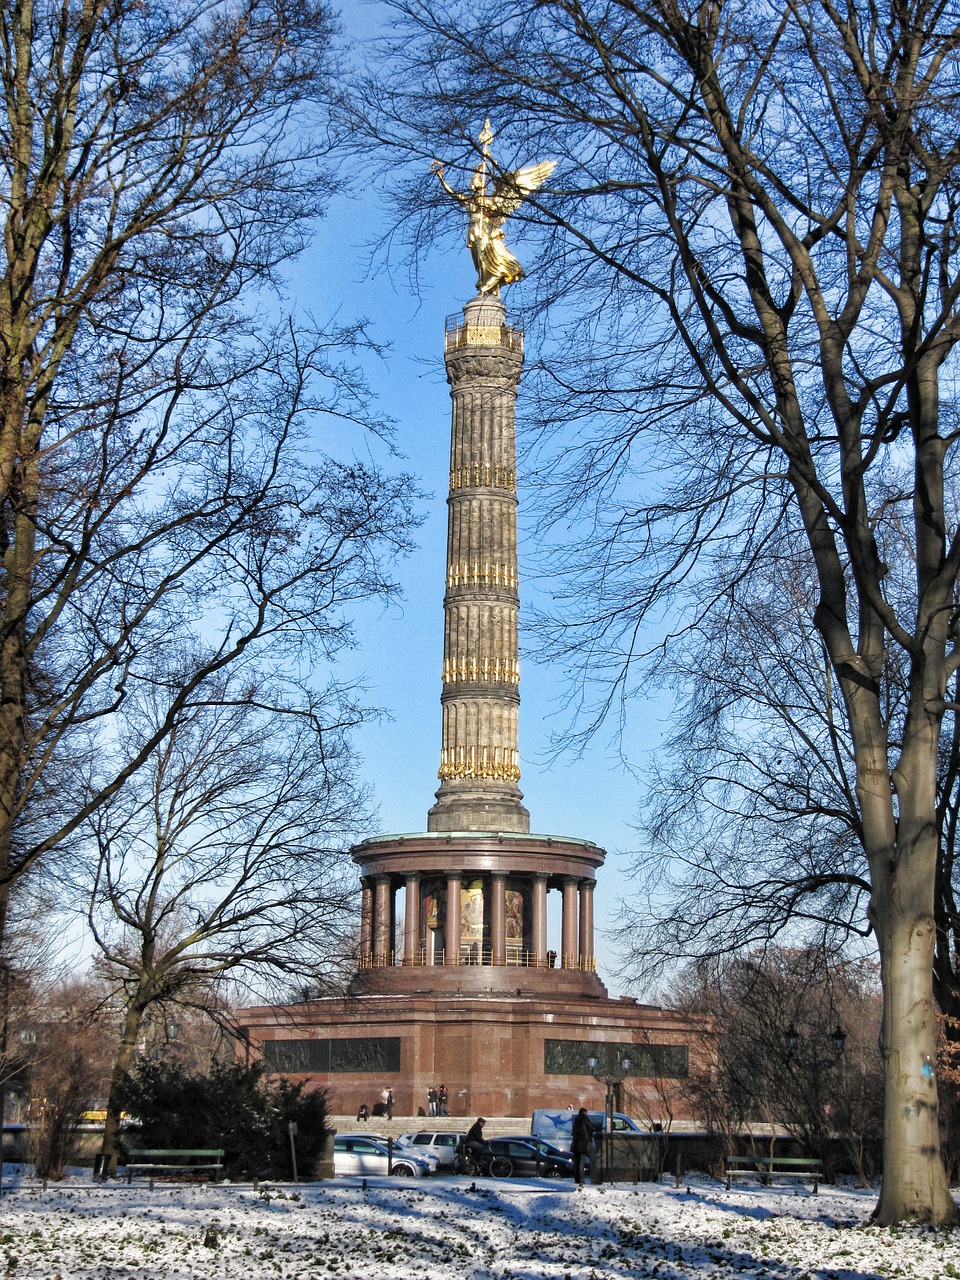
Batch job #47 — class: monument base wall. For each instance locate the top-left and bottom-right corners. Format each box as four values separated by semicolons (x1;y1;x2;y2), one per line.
237;990;712;1123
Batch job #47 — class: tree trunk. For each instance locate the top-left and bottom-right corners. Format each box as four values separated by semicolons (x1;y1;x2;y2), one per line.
874;904;956;1221
99;1001;145;1178
870;713;958;1223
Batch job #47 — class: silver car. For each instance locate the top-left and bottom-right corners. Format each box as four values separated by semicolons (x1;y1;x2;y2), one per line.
332;1135;430;1178
395;1131;467;1170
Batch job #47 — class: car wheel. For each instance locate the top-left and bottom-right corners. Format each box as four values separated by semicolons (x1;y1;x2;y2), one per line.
488;1155;513;1178
544;1166;564;1178
392;1164;415;1177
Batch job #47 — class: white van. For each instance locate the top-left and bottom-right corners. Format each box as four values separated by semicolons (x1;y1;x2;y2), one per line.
530;1108;642;1151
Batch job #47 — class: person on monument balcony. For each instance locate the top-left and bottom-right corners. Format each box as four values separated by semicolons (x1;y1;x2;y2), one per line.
428;1086;438;1117
438;1084;449;1116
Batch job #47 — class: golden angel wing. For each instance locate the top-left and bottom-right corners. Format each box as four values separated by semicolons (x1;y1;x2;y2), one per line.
490;159;557;216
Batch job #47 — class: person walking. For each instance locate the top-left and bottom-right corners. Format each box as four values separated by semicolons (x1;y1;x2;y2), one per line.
571;1107;595;1187
438;1084;448;1117
427;1086;438;1117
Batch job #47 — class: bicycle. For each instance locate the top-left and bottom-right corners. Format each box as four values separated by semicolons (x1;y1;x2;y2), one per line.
454;1144;513;1178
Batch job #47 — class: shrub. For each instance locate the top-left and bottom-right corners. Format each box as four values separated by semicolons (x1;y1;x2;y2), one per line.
118;1059;328;1178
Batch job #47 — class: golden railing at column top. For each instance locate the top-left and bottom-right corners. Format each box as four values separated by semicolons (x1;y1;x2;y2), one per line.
445;316;523;354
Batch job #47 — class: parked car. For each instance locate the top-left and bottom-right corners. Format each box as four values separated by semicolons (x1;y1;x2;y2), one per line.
338;1131;441;1172
395;1131;466;1170
500;1135;576;1164
484;1137;575;1178
332;1135;432;1178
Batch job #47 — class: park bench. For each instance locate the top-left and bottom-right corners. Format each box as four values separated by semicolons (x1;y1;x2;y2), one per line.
724;1154;822;1193
126;1148;225;1186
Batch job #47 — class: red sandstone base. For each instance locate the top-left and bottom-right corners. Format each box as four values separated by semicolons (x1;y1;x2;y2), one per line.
237;989;712;1121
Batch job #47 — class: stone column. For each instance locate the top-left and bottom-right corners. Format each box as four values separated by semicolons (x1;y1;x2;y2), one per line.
374;876;392;966
428;296;530;834
491;872;507;966
579;879;595;972
532;874;548;968
561;877;578;970
445;872;462;965
404;873;421;966
359;879;374;966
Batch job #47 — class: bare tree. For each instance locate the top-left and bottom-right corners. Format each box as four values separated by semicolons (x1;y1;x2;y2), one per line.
615;535;872;981
365;0;960;1221
23;980;110;1180
79;661;363;1174
671;950;884;1185
0;0;416;958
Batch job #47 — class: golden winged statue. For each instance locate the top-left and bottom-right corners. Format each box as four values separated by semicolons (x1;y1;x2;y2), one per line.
433;121;556;296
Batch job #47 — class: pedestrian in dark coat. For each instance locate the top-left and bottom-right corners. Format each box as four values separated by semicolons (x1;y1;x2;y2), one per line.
571;1108;595;1186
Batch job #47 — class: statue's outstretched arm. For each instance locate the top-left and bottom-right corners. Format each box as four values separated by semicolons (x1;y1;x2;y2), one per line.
432;160;464;202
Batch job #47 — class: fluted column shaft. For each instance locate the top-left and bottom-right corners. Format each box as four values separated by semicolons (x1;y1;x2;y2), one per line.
374;876;392;965
579;880;595;971
404;873;421;966
429;296;530;834
445;872;462;965
532;874;548;967
491;872;507;965
561;877;578;970
360;879;374;964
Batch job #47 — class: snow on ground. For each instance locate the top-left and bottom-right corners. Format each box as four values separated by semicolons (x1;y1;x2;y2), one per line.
0;1171;958;1279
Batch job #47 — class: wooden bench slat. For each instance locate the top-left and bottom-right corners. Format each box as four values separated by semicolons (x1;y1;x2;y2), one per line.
125;1148;225;1184
126;1152;225;1162
724;1155;821;1192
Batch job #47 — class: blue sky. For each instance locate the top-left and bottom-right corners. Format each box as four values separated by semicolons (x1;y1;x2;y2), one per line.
282;12;673;995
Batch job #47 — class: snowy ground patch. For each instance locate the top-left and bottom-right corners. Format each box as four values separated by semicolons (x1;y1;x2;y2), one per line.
0;1173;957;1278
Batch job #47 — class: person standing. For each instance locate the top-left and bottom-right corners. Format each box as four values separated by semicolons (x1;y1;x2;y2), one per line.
428;1086;438;1117
438;1084;448;1117
571;1108;595;1187
386;1088;394;1120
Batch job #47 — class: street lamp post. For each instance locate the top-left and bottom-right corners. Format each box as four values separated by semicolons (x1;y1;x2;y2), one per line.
586;1051;632;1183
779;1019;848;1169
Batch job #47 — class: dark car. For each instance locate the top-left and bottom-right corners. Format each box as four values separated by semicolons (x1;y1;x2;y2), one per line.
501;1135;578;1163
485;1137;575;1178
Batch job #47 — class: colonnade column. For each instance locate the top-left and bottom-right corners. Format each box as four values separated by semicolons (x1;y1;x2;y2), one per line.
579;879;595;972
374;875;392;966
491;872;507;966
404;873;421;966
561;877;578;970
445;872;462;965
360;879;374;966
531;874;548;968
